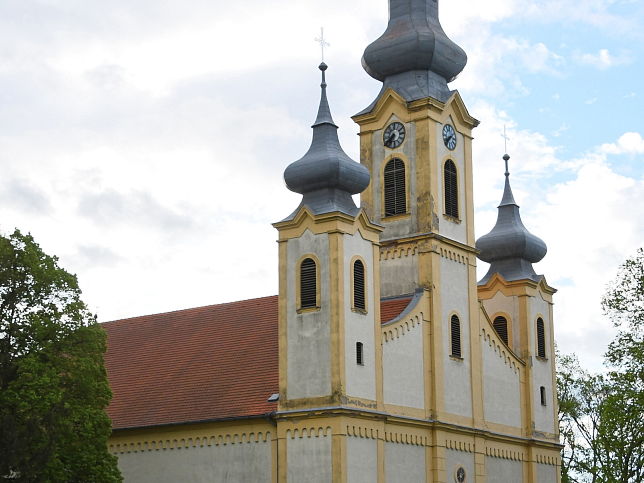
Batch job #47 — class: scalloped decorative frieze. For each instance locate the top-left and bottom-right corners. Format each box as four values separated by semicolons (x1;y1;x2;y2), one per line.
445;439;474;453
439;247;468;265
383;314;422;343
384;431;428;446
536;453;560;466
109;431;272;454
346;425;379;440
485;446;525;461
380;245;418;261
481;327;521;374
286;426;332;439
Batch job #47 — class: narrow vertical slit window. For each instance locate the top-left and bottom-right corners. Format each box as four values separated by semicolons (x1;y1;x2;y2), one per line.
493;316;509;345
353;259;366;311
540;386;547;406
450;315;462;358
384;158;406;216
537;317;546;358
300;258;317;309
356;342;364;365
444;159;459;218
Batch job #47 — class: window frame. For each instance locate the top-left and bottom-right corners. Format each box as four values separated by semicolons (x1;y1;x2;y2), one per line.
536;317;547;359
443;158;459;220
382;157;408;218
449;313;462;359
350;256;368;314
356;342;364;366
296;255;321;313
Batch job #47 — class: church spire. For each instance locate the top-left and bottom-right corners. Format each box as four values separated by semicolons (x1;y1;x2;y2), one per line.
283;63;370;219
361;0;467;104
476;154;547;284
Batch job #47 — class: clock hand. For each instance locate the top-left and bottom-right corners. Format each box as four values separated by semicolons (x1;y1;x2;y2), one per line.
386;132;396;145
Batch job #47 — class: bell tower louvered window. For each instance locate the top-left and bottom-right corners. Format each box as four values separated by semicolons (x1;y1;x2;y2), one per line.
353;259;366;311
444;159;458;218
537;317;546;358
493;316;509;345
300;258;317;309
450;315;462;358
383;158;406;217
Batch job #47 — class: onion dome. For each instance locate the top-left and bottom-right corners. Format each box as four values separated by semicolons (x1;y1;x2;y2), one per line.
283;63;370;219
476;155;547;284
361;0;467;104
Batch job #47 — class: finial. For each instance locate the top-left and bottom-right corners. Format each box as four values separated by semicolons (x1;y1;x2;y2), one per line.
315;27;330;62
503;153;510;177
319;62;328;87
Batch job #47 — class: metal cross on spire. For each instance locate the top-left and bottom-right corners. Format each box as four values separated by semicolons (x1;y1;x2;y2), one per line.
501;125;511;154
315;27;330;62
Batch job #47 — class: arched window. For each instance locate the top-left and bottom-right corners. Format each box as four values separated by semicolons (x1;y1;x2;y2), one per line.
384;158;406;217
356;342;364;365
493;316;509;345
353;259;366;311
444;159;458;218
450;315;462;358
300;258;317;309
536;318;546;358
540;386;547;406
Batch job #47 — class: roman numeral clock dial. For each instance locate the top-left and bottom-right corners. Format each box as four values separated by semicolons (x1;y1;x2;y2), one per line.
442;123;457;150
383;122;406;149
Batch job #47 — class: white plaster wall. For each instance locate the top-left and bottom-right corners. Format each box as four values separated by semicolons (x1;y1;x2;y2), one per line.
446;449;474;483
347;437;377;483
482;331;522;427
380;254;418;298
371;117;418;241
537;462;558;483
287;432;332;483
384;442;425;483
383;319;424;409
485;456;523;483
116;440;271;483
530;294;556;435
482;291;520;351
287;229;331;400
343;232;376;401
441;257;472;418
435;117;467;244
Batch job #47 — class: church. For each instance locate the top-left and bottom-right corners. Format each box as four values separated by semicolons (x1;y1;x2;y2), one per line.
103;0;562;481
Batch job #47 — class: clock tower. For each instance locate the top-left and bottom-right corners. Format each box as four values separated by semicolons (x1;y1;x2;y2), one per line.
353;0;479;300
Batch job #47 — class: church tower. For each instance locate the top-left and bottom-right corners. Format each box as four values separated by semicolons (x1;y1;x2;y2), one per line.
476;155;559;480
273;63;384;482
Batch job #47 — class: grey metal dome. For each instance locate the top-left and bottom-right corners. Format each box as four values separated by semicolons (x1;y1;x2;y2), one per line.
361;0;467;104
283;63;370;219
476;155;547;284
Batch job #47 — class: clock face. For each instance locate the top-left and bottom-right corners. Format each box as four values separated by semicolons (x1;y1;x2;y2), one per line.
442;124;457;150
383;122;406;149
455;467;466;483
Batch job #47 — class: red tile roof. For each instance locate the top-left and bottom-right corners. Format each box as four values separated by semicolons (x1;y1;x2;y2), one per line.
104;295;413;430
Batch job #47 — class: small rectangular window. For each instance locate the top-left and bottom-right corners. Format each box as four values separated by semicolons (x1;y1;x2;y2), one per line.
356;342;364;366
540;386;547;406
450;315;461;358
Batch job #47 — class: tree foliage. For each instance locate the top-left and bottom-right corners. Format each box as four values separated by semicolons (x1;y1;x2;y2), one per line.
0;229;121;482
558;248;644;483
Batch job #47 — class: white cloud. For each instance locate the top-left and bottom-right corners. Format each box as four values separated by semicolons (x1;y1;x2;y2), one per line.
600;132;644;155
576;48;632;69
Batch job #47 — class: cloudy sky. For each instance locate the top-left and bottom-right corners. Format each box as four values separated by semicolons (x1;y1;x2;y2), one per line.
1;0;642;371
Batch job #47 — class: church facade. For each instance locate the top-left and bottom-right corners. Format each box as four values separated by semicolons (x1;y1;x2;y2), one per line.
104;1;562;481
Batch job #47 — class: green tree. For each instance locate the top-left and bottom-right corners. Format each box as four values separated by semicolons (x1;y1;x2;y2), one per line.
558;248;644;483
0;229;121;482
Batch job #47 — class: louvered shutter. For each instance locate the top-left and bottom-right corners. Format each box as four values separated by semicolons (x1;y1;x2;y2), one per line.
493;316;509;345
353;260;366;310
537;318;546;358
451;315;461;358
444;159;458;218
384;159;406;216
300;258;317;309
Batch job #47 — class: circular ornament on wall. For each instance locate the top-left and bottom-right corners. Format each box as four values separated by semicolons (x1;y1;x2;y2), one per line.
383;121;406;149
455;466;466;483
